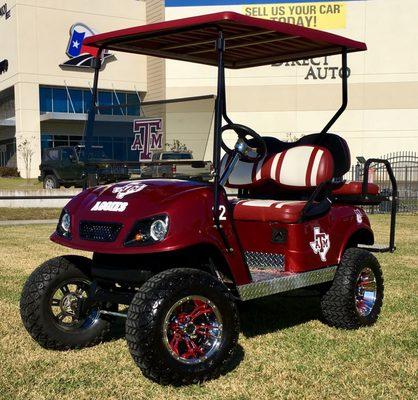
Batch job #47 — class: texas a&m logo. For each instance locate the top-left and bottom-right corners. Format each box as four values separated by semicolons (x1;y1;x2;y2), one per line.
309;227;331;262
112;182;147;199
131;118;164;161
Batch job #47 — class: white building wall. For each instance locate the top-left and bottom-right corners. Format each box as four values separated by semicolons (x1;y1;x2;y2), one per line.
164;0;418;161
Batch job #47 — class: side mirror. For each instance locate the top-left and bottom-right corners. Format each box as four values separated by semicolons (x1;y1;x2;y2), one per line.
69;154;76;163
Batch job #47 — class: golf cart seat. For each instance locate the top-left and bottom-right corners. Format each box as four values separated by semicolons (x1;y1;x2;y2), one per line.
222;131;382;219
222;143;335;223
232;199;307;223
222;143;335;189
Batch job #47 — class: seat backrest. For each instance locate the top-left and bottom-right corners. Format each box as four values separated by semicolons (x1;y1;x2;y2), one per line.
221;145;334;190
262;133;351;178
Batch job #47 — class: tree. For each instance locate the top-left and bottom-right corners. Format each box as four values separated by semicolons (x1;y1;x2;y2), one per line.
165;139;191;152
17;138;34;181
285;132;304;142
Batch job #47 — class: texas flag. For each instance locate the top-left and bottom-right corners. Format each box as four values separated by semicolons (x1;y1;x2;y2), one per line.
68;29;86;57
61;23;110;68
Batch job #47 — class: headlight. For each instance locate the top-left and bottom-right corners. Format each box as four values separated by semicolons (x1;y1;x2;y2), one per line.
57;210;71;238
61;212;71;232
150;219;168;241
124;215;169;246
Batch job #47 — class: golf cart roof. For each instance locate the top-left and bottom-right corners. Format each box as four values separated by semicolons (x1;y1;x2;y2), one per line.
84;12;366;69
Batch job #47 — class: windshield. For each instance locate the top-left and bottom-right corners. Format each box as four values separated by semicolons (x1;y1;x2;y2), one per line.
161;153;193;160
83;95;215;181
77;147;110;160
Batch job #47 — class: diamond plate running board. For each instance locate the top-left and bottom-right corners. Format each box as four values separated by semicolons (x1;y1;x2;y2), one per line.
238;266;337;301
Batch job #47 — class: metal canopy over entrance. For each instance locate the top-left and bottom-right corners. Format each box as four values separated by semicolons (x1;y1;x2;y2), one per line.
84;11;366;69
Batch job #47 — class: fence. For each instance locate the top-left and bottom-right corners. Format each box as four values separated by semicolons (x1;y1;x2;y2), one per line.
345;151;418;214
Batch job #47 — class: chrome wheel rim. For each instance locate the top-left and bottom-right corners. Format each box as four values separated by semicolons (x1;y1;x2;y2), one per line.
49;279;100;330
163;295;223;365
45;178;54;189
355;267;377;317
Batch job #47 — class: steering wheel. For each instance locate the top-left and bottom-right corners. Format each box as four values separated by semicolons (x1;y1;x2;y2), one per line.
221;123;267;162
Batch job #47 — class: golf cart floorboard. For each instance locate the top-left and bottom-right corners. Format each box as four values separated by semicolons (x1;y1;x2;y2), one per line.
250;268;290;282
239;266;337;301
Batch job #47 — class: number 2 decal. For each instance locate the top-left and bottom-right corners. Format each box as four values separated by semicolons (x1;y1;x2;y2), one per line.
219;205;226;220
212;205;227;220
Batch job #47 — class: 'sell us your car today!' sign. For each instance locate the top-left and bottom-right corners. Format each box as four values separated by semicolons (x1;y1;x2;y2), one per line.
243;2;347;29
165;1;365;30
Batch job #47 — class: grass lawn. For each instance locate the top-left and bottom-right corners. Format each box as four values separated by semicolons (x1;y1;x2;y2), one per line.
0;177;43;191
0;208;62;221
0;215;416;399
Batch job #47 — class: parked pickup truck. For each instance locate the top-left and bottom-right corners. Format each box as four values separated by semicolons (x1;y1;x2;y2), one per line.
140;151;213;181
39;146;130;189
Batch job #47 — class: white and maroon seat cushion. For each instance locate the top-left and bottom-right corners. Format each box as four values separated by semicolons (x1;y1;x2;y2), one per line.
221;145;334;190
232;199;307;223
333;181;379;196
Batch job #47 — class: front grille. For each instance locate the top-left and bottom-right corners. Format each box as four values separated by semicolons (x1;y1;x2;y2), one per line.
79;221;122;242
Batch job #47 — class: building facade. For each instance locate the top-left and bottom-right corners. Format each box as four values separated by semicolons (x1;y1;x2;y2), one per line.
1;0;417;177
164;0;418;161
0;0;151;177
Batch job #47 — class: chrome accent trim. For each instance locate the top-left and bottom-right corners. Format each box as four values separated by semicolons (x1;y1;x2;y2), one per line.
162;295;223;365
238;266;337;301
245;251;285;271
99;310;127;319
355;267;377;317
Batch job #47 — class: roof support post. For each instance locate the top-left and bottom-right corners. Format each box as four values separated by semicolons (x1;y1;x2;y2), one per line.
213;31;226;227
212;31;234;252
321;47;348;134
84;54;102;188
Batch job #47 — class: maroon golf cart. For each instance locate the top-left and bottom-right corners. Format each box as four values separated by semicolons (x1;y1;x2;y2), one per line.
20;12;397;385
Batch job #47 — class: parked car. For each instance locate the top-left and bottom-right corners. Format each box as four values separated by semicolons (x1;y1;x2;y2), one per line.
140;151;213;181
39;145;130;189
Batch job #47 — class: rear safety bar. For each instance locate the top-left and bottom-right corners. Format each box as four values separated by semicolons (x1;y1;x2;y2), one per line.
360;158;398;253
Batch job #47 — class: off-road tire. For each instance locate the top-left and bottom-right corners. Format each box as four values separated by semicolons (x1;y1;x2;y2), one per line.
20;256;111;350
43;174;60;189
126;268;239;385
321;248;384;329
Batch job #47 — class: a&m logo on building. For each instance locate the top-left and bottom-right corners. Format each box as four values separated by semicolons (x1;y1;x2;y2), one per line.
61;23;112;68
131;119;164;161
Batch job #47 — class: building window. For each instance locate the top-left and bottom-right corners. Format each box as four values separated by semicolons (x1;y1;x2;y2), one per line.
39;86;141;116
98;91;112;115
52;88;68;113
127;93;140;116
69;89;83;113
112;92;126;115
41;134;83;151
0;138;16;167
83;90;92;113
39;87;52;113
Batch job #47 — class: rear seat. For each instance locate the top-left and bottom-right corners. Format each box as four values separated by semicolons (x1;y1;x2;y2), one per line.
332;181;379;196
